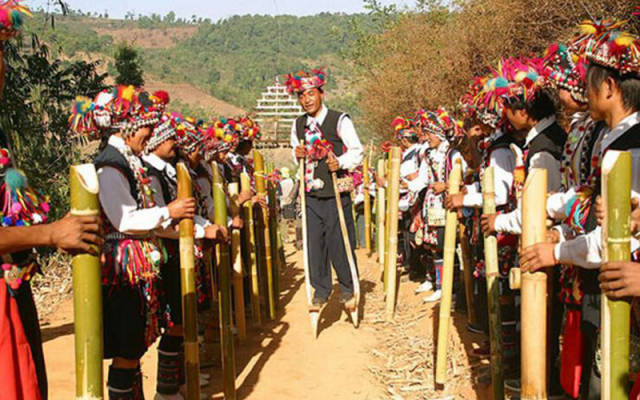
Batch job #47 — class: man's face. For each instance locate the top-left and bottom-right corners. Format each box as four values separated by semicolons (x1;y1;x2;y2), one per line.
297;88;323;116
127;126;153;155
399;138;411;150
558;88;587;115
505;108;529;131
154;138;177;161
426;132;441;149
586;78;612;123
187;145;203;168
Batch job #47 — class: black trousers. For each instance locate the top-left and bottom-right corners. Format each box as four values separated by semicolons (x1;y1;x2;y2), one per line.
305;194;358;299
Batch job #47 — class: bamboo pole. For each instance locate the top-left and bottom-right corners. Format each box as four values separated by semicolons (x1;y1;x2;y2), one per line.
212;162;237;400
384;154;393;293
385;147;402;319
266;163;280;311
458;223;477;326
377;159;386;270
435;159;462;385
241;172;261;326
254;150;276;320
601;150;632;400
352;197;359;249
481;167;504;400
363;156;372;255
228;182;247;342
298;160;319;336
520;168;548;400
176;162;200;400
70;164;103;400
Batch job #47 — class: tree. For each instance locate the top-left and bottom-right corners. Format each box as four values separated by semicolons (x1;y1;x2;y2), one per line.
165;11;176;24
114;43;145;87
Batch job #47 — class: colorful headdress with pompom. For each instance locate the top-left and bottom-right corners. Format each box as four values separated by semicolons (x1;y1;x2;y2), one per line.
391;116;418;140
149;90;170;112
145;112;178;153
284;68;327;94
543;43;588;103
0;1;31;41
498;57;546;105
176;117;204;154
585;25;640;77
237;116;261;142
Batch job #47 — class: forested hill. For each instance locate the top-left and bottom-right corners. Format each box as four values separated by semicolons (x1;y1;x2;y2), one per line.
26;11;374;112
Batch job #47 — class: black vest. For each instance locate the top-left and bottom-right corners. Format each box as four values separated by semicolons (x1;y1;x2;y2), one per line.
524;121;567;172
94;144;139;199
295;109;347;198
145;161;174;206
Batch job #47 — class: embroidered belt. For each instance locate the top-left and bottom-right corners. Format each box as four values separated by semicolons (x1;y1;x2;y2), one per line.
2;261;39;295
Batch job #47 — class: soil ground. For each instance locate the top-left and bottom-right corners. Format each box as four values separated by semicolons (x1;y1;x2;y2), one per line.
41;245;491;399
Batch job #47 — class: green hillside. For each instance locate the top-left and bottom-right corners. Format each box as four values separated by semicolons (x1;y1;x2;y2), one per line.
25;11;375;111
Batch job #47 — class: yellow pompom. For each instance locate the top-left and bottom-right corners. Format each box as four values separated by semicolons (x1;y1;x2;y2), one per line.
121;86;135;101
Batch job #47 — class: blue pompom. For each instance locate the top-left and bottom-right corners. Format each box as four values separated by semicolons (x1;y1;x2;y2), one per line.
15;220;25;227
2;216;11;226
5;168;28;191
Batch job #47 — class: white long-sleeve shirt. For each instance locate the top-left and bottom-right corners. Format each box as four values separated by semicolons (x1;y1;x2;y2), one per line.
290;104;364;170
494;117;563;234
462;147;515;208
554;112;640;268
98;135;171;236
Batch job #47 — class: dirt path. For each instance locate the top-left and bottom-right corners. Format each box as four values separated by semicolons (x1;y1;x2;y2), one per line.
41;245;488;399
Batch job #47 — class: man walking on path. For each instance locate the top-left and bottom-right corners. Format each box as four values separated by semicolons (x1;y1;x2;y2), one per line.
288;69;364;307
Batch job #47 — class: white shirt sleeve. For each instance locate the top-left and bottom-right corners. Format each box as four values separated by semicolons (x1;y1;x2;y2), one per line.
546;188;577;221
462;183;483;208
407;157;429;193
489;148;515;207
98;166;170;235
494;206;522;234
529;152;562;192
336;116;364;170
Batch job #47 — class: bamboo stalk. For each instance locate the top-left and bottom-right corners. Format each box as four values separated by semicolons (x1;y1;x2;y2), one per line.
228;182;247;342
384;154;393;293
176;162;200;400
601;150;632;400
481;167;504;400
385;147;402;319
212;162;237;400
241;172;261;326
377;159;386;270
520;169;548;400
254;150;276;320
435;159;462;385
266;162;280;311
70;164;103;400
363;156;372;255
458;223;477;326
352;196;359;249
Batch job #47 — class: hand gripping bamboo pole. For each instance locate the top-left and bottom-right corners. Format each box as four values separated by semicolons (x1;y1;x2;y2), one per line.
376;159;386;270
228;182;247;342
241;172;261;326
481;166;504;400
266;162;280;311
70;164;103;400
520;168;547;400
385;147;402;319
601;150;631;400
212;162;237;400
176;162;200;400
435;159;462;385
254;150;276;320
363;156;372;255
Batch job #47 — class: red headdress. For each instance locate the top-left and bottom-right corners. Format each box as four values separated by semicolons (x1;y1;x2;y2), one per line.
284;68;327;94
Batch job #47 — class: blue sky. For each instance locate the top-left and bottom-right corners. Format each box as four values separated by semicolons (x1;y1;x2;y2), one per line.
27;0;413;20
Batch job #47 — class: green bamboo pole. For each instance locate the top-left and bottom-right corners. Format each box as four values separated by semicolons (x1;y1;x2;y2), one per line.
212;162;237;400
435;159;462;385
176;162;200;400
363;156;372;256
254;150;276;320
385;147;402;320
70;164;103;400
266;163;281;311
377;159;386;271
384;154;392;293
601;150;632;400
241;172;261;326
520;169;547;400
481;166;504;400
228;182;247;342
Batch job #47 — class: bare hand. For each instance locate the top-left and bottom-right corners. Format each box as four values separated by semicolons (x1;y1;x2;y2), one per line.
444;193;464;210
168;198;196;220
252;194;268;211
327;152;340;172
295;145;306;160
231;215;244;230
546;229;560;244
204;224;229;243
480;213;497;235
237;190;253;205
431;182;447;195
405;171;419;181
376;175;386;188
49;214;103;255
520;243;557;272
599;261;640;299
631;198;640;234
400;180;409;190
595;195;604;226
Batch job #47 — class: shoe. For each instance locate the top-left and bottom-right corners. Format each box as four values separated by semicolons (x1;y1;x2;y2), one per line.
312;294;328;307
200;372;210;380
415;280;433;294
423;290;442;303
470;341;490;358
504;378;521;393
466;323;485;334
339;292;354;304
200;374;209;387
155;393;184;400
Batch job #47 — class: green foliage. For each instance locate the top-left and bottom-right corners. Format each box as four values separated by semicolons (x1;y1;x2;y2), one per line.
0;36;107;220
114;43;144;86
